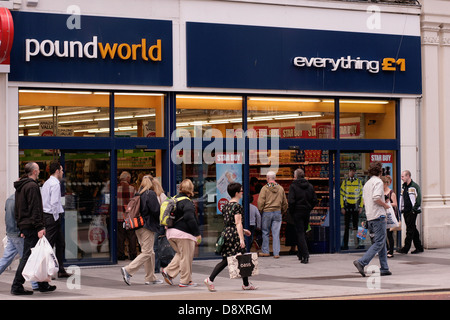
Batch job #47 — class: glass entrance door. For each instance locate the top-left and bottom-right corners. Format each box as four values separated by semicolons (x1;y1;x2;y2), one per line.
62;151;111;264
248;148;335;255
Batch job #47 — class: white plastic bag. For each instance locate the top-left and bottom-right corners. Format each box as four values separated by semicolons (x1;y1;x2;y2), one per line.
22;236;59;282
386;205;399;229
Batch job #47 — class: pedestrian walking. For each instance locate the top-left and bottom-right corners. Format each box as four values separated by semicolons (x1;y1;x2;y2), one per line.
288;168;318;264
0;194;23;275
147;176;168;273
340;163;364;250
245;194;261;252
257;171;288;258
382;175;398;258
161;179;201;287
121;175;163;285
117;171;137;260
41;161;70;278
353;162;392;277
11;162;56;295
398;170;424;254
204;182;256;292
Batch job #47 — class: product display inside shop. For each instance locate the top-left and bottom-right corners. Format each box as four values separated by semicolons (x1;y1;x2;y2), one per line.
18;90;165;137
339;152;397;250
19;149;161;263
250;149;331;254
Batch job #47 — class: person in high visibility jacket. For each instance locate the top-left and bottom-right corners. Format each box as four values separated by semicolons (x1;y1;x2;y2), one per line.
340;163;364;250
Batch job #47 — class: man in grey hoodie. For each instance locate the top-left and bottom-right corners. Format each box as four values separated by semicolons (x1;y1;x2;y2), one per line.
257;171;288;258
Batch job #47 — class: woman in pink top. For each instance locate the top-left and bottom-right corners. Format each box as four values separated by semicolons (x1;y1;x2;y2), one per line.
161;179;201;287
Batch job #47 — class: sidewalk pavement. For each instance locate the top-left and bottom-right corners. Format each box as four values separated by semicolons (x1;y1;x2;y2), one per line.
1;248;450;300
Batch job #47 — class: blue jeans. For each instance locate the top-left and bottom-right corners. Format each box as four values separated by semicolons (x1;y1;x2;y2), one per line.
358;217;389;272
0;236;24;275
1;236;38;289
262;211;282;256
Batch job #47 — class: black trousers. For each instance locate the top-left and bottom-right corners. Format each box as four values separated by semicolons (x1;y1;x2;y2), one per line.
209;257;249;286
403;211;423;251
386;229;395;255
44;213;65;272
11;228;49;292
343;206;359;247
293;212;310;259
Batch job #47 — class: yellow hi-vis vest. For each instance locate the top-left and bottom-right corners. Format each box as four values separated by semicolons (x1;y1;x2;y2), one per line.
340;178;363;208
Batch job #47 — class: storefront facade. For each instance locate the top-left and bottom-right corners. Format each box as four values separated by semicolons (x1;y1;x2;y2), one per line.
0;0;423;264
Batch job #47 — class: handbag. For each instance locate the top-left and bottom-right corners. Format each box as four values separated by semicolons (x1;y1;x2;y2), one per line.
386;205;399;229
215;232;225;254
158;234;175;267
227;253;259;279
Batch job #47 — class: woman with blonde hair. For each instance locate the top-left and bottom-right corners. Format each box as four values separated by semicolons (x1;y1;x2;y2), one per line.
146;175;167;204
146;175;169;273
161;179;201;287
121;175;163;286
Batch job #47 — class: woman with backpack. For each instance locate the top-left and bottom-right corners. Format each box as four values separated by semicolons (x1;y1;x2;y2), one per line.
120;176;163;286
161;179;201;287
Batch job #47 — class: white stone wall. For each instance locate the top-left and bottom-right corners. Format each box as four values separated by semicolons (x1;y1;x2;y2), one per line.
420;0;450;248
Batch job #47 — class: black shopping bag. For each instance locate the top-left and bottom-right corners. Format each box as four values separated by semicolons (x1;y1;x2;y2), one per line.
227;253;259;279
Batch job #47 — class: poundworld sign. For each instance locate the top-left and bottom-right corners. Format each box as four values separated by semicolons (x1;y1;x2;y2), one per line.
10;11;172;86
187;22;421;95
25;37;162;62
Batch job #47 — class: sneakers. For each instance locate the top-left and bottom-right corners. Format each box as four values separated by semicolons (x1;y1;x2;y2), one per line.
121;267;131;285
242;283;258;290
161;268;173;285
204;278;216;292
145;279;163;285
179;281;198;288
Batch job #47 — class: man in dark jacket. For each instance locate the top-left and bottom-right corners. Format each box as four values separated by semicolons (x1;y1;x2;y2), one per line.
11;162;56;295
288;168;318;264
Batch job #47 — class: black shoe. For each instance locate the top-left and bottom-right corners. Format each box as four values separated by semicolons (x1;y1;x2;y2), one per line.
353;260;366;277
58;271;71;278
380;271;392;276
11;288;34;296
411;248;424;254
39;285;57;293
301;257;309;264
397;248;408;254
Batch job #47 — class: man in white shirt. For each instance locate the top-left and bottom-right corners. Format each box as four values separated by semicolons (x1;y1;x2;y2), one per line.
353;161;392;277
41;161;69;278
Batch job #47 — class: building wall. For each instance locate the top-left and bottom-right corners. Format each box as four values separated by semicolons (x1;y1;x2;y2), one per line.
420;0;450;248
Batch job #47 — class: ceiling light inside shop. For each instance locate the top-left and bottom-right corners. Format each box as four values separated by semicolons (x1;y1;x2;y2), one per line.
321;99;389;104
20;109;100;120
248;97;321;103
175;112;323;127
177;95;243;101
19;108;43;114
19;89;93;95
115;92;164;96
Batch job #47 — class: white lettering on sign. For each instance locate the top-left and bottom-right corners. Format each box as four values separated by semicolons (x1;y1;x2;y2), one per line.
371;154;391;162
293;55;380;73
